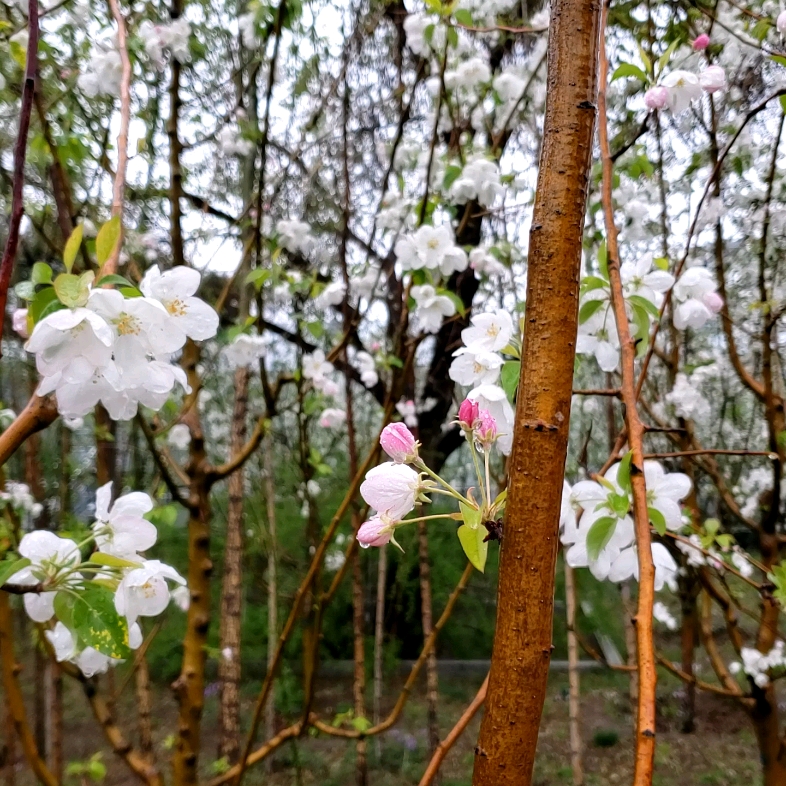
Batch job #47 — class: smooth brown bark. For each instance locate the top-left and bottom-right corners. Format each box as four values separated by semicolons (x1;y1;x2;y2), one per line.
471;2;601;782
372;543;387;760
351;531;367;786
263;439;278;764
218;367;250;764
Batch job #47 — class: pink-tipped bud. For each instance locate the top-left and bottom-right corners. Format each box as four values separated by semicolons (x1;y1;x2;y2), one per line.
458;398;479;429
357;516;393;548
12;308;29;340
778;9;786;35
475;409;498;448
699;64;725;94
692;33;710;50
380;422;418;463
644;86;669;110
702;291;724;314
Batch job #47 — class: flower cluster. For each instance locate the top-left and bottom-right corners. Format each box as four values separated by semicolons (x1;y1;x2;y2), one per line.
9;483;185;678
302;349;339;396
78;46;123;98
356;401;508;572
395;225;468;277
26;267;219;420
563;460;688;590
644;65;726;114
731;643;786;688
138;18;191;69
449;311;513;387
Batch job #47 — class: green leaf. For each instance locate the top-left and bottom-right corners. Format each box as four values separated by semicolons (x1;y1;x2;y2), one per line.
653;256;669;271
628;294;660;319
0;557;31;588
616;451;633;493
244;268;270;289
32;262;53;286
580;275;609;292
771;54;786;68
54;273;90;308
89;552;142;569
443;164;462;190
656;40;680;75
305;321;324;339
637;43;653;76
608;492;630;519
586;516;617;561
119;286;142;298
780;94;786;115
29;286;60;323
351;716;372;732
648;506;666;536
500;360;520;402
14;280;35;301
611;62;648;82
579;298;605;325
446;25;458;49
442;290;467;318
457;503;487;573
95;216;121;267
453;8;472;25
96;274;133;288
69;584;131;659
631;304;650;351
63;224;83;273
38;298;67;322
597;239;608;280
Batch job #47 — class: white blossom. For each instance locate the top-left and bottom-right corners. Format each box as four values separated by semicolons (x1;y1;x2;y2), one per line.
411;285;456;334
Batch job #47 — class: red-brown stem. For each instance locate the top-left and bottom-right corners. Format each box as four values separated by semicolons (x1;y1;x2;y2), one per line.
418;674;489;786
597;4;656;781
0;0;39;353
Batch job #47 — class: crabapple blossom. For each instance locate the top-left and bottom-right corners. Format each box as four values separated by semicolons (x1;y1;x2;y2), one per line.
469;247;506;276
779;10;786;35
576;305;620;372
167;423;192;450
317;281;347;308
380;423;418;463
457;398;479;429
114;559;186;625
139;266;220;345
217;125;254;157
319;408;347;429
444;58;491;91
353;351;379;387
357;514;396;548
665;372;710;422
660;70;702;113
411;285;456;333
607;542;678;591
467;385;514;455
223;334;266;369
673;267;723;330
276;219;315;256
395;226;466;275
653;601;678;630
644;461;692;531
92;481;156;561
449;157;504;207
46;622;77;662
9;531;81;622
644;86;669;110
461;311;514;353
474;410;497;449
360;462;422;520
621;255;674;306
699;65;726;93
449;347;504;386
12;308;28;339
692;33;710;50
396;399;418;428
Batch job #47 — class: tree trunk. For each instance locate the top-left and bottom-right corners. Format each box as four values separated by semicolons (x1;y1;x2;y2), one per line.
418;521;440;762
218;367;250;763
3;687;15;786
564;563;583;786
750;683;786;786
678;574;698;733
264;437;278;766
471;1;601;782
373;543;387;761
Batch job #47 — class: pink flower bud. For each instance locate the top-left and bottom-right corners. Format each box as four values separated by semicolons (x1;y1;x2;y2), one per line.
380;422;418;463
12;308;28;340
357;516;393;548
699;65;725;94
702;291;723;314
458;398;479;428
692;34;710;50
475;409;498;448
644;86;669;110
